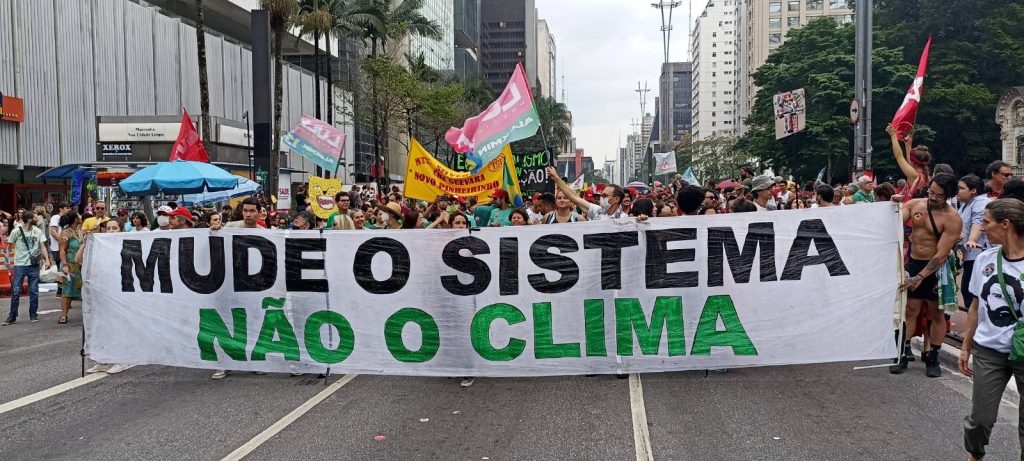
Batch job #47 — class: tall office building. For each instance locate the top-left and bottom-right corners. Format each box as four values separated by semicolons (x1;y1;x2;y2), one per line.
410;0;456;72
479;0;554;95
536;19;557;98
624;114;655;180
691;0;737;141
734;0;853;134
454;0;480;79
658;62;693;147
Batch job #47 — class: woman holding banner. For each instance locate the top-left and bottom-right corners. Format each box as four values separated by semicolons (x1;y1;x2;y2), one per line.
959;199;1024;460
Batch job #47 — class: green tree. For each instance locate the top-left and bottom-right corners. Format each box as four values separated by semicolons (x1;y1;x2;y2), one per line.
534;96;572;154
260;0;299;199
460;73;495;113
358;0;442;56
584;169;608;185
873;0;1024;176
682;135;743;183
740;18;911;181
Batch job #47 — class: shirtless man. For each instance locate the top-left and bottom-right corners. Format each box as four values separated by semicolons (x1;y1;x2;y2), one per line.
891;173;963;377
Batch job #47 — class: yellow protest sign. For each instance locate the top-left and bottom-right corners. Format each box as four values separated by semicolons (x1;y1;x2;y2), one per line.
404;138;520;205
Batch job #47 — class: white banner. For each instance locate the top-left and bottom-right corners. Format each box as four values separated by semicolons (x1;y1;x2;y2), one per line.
653;152;677;175
83;204;901;376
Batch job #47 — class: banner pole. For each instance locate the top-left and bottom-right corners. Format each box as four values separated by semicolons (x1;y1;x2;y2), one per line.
321;227;331;384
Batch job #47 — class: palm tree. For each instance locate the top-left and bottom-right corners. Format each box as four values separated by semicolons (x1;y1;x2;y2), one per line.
359;0;442;57
195;0;211;143
294;1;333;123
260;0;298;199
325;0;383;124
355;0;441;183
460;73;495;113
534;96;572;154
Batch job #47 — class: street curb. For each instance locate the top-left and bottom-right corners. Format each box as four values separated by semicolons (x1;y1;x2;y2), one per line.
911;337;1020;402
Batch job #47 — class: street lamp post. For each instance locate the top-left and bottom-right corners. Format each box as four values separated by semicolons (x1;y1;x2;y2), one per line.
854;0;873;173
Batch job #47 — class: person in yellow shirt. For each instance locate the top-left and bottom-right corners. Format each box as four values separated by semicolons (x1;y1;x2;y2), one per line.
81;202;107;233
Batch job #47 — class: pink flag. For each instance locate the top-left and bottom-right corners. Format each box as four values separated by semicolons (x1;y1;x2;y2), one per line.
891;35;932;142
445;62;540;170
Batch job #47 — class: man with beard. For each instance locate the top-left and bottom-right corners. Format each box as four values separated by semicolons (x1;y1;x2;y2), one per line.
547;166;626;220
891;173;963;377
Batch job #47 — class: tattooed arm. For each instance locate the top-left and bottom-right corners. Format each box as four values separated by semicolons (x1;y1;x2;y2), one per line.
919;213;964;279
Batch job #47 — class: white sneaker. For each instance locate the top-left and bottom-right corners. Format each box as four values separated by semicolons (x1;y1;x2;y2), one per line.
211;370;229;380
460;377;475;387
86;363;112;373
105;364;133;374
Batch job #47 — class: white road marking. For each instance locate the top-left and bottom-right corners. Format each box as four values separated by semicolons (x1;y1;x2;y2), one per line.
221;374;358;461
0;373;107;414
36;309;60;315
628;373;654;461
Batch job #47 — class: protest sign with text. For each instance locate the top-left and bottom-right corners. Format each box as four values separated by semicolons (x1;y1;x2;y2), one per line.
83;204;900;376
404;138;522;205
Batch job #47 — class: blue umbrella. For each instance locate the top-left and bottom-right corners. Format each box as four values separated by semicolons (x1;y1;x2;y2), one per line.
179;177;262;204
119;161;240;195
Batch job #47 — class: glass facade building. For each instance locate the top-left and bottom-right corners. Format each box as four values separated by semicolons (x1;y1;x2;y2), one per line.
410;0;455;72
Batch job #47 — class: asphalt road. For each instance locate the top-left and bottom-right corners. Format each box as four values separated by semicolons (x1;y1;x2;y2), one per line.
1;295;1021;461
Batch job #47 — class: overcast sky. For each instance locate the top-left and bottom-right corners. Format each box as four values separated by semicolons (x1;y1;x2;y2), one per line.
535;0;701;166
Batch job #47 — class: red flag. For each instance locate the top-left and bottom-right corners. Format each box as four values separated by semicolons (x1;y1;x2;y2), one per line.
891;35;932;141
169;109;209;162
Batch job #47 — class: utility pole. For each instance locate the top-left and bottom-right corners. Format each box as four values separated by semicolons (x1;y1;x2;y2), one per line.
636;81;651;118
651;0;683;63
636;81;651;182
853;0;873;172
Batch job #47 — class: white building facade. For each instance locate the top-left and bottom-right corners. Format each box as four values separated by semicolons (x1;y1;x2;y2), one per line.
691;0;737;141
733;0;853;135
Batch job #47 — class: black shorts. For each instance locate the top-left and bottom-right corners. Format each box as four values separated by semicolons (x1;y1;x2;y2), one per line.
906;258;939;301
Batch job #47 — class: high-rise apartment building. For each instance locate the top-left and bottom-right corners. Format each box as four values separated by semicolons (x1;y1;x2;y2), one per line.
734;0;853;134
618;146;629;184
604;159;616;185
623;135;638;183
410;0;455;72
536;19;557;98
658;62;693;147
454;0;481;79
691;0;737;141
479;0;539;94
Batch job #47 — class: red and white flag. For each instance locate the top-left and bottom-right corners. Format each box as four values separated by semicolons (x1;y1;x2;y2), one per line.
890;35;932;142
169;109;209;162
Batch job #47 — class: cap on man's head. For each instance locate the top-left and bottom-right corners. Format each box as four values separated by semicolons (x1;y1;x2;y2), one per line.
774;176;785;184
489;189;509;200
750;175;774;192
156;205;173;215
165;207;195;221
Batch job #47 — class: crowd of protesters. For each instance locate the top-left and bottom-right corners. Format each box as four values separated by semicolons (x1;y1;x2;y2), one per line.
6;124;1024;457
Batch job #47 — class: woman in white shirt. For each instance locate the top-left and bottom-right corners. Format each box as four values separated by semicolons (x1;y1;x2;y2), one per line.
960;199;1024;460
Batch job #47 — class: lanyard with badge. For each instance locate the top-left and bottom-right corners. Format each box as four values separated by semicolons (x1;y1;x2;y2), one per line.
996;251;1024;361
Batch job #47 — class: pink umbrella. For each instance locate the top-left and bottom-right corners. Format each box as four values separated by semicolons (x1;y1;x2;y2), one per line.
715;179;738;190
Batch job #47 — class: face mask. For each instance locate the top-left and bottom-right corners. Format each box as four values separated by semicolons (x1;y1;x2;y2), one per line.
380;214;389;225
157;216;170;227
599;197;611;210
